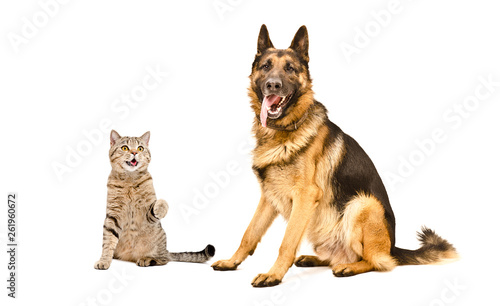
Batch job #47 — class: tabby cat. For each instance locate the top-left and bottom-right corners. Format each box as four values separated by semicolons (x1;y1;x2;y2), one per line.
94;130;215;269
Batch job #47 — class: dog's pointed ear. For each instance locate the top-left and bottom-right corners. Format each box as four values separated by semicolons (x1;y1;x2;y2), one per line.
289;25;309;62
257;24;274;54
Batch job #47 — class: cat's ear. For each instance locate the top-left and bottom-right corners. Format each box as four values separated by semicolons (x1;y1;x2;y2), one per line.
140;131;150;145
110;130;121;146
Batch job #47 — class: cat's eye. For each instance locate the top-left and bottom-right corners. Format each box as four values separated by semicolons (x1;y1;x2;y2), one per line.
121;146;129;151
137;146;144;152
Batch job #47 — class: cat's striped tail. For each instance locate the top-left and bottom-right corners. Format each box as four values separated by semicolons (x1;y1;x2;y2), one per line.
169;244;215;263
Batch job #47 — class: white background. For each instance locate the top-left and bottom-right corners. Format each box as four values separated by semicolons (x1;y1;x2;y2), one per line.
1;0;499;305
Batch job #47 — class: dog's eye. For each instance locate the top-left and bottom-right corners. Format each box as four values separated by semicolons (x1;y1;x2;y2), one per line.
286;65;295;73
261;64;270;71
137;146;144;152
121;146;129;151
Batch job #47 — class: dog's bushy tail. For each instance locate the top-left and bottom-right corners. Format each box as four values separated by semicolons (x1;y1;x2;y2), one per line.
169;244;215;263
393;227;458;266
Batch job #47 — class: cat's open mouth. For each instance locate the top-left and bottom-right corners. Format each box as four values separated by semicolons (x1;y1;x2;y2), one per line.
126;159;139;167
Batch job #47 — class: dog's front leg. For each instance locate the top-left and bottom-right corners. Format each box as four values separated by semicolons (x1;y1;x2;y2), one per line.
212;195;278;271
251;186;321;287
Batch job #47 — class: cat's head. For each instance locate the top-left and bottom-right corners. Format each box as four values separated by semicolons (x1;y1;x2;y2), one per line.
109;130;151;173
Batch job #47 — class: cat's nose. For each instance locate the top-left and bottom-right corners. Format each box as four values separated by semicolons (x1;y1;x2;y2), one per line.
130;151;138;155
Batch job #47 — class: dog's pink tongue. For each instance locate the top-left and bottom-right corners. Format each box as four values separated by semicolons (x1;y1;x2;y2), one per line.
260;95;281;127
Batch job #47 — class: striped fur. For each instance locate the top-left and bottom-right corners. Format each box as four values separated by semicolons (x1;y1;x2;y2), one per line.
94;130;214;269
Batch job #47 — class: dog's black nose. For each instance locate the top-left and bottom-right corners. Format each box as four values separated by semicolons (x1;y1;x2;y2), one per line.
265;78;282;91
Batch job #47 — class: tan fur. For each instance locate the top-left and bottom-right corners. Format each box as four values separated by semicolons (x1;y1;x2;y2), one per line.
211;196;278;271
213;25;456;287
213;28;369;285
294;255;330;267
95;131;214;269
95;131;171;269
213;92;368;285
249;53;314;130
330;194;396;276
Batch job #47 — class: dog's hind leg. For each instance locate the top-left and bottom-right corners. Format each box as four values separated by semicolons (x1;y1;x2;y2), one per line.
332;194;396;277
294;255;330;267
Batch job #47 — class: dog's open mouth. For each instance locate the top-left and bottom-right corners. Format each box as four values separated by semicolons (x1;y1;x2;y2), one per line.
126;158;139;168
260;93;294;127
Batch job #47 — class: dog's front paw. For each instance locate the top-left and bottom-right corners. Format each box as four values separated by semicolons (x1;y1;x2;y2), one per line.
154;199;169;219
251;273;282;287
94;259;111;270
211;259;239;271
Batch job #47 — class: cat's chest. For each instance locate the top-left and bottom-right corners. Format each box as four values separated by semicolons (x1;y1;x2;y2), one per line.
119;187;152;229
107;172;156;206
123;186;150;204
111;182;156;206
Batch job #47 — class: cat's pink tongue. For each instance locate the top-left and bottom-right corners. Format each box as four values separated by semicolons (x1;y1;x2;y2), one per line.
260;95;281;127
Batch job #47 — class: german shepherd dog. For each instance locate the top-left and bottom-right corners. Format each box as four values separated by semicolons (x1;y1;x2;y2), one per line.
212;25;458;287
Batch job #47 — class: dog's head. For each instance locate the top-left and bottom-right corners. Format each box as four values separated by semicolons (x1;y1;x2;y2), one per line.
249;25;314;129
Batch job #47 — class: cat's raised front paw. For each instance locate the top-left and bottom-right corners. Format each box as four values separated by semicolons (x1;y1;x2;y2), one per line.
153;199;169;219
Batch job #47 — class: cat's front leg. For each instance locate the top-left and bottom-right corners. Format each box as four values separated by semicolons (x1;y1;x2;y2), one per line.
94;215;122;270
154;199;169;219
147;199;169;222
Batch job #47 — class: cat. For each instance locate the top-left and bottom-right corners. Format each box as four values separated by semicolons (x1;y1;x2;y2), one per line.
94;130;215;269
